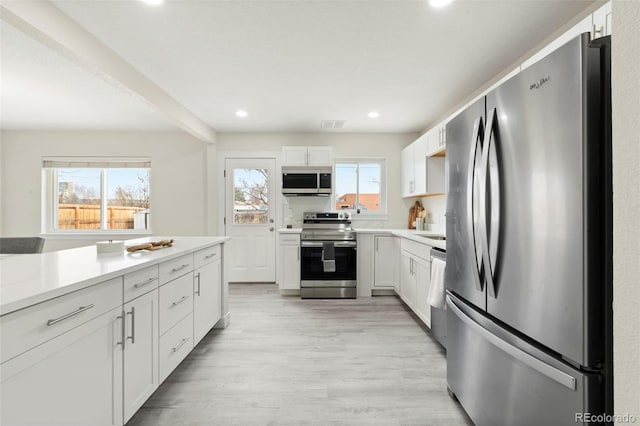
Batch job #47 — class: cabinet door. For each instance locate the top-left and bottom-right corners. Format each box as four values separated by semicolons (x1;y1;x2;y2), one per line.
194;259;222;344
123;290;159;423
592;1;612;37
280;244;301;290
282;147;309;166
426;127;440;156
400;252;416;309
413;135;427;195
400;144;415;197
307;147;333;166
414;257;432;328
374;236;397;288
1;307;123;426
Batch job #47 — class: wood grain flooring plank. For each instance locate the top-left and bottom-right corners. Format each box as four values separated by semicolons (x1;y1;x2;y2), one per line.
127;283;472;426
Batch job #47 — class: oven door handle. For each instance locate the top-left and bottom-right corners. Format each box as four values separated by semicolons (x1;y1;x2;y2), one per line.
301;241;357;248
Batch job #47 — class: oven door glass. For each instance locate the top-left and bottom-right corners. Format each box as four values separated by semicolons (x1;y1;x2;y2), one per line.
301;245;356;281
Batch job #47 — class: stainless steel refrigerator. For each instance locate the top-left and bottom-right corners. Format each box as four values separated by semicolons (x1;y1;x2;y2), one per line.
445;34;612;425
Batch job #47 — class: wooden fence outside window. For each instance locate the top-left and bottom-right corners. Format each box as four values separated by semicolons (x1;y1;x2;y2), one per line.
58;204;146;229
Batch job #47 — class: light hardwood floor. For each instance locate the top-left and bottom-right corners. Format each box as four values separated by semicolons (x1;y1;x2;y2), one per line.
128;284;473;426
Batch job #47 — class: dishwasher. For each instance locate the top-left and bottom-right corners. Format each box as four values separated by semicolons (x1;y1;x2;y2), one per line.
430;247;447;349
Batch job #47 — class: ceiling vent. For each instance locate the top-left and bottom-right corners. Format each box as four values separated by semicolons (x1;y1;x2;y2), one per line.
320;120;346;129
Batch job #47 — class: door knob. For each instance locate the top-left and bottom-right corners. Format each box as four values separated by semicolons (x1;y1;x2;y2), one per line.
269;227;274;232
269;218;274;223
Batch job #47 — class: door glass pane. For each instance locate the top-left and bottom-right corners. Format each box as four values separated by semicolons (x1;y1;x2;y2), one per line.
233;168;269;224
57;168;101;229
335;163;357;210
358;163;381;212
106;168;150;230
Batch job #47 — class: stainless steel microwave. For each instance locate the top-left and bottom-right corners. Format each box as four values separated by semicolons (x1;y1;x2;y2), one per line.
282;168;332;196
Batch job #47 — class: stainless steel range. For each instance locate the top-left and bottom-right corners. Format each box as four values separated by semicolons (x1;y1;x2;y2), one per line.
300;211;356;299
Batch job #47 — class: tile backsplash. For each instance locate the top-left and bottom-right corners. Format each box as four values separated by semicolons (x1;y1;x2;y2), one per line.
419;195;446;234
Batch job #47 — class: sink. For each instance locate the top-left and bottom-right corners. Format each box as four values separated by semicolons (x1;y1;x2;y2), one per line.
417;235;446;241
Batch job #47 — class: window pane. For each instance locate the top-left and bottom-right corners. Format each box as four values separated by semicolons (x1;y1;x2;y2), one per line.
233;168;269;224
358;163;381;212
57;168;101;229
106;168;150;230
335;163;357;210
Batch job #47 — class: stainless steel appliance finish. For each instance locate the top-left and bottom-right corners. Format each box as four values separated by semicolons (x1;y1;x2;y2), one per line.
282;168;332;196
446;34;612;425
430;247;447;349
300;212;357;298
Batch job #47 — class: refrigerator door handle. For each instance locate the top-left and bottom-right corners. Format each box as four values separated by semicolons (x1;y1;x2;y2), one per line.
480;108;500;298
447;295;577;391
466;116;485;291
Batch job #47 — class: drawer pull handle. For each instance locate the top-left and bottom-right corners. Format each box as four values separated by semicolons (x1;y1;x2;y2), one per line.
171;264;190;273
47;304;95;326
133;277;156;288
204;253;216;259
195;272;201;296
172;337;189;353
127;307;136;344
171;295;189;307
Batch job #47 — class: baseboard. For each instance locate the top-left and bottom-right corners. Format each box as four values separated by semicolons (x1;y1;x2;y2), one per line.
280;289;301;296
214;312;231;329
371;288;397;296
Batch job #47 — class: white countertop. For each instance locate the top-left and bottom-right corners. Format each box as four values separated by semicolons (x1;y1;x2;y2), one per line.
0;236;229;316
278;228;302;233
390;230;446;250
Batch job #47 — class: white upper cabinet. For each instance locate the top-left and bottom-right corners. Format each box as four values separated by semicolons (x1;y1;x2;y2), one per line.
592;2;612;38
282;146;333;167
426;125;446;156
401;134;427;197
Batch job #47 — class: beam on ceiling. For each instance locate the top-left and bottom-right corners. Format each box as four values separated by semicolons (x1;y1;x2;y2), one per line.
0;0;216;143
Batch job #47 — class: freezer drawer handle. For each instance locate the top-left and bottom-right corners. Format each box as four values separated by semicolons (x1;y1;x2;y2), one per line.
447;296;577;391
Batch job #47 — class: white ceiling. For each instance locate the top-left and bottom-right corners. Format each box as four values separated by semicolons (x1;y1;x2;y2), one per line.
2;0;595;134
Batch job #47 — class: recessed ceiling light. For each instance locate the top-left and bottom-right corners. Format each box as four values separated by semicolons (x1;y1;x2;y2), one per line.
235;110;248;118
140;0;163;5
429;0;453;8
368;111;380;119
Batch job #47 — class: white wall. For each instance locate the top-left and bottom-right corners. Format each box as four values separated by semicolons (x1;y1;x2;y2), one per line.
612;0;640;418
217;132;417;230
419;195;446;234
0;130;211;251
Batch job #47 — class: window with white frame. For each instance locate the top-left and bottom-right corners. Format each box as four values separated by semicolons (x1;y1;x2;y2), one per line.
334;160;386;216
43;158;151;232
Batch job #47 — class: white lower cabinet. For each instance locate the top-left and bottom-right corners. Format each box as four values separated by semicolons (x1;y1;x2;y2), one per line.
194;258;222;344
0;242;225;426
399;238;432;328
123;290;159;423
159;313;194;383
0;307;124;426
373;236;399;289
413;256;431;327
277;233;301;291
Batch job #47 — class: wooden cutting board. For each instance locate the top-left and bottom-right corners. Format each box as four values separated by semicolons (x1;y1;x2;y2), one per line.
408;201;424;229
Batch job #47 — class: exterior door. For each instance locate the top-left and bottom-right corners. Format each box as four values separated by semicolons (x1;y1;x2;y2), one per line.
225;158;276;282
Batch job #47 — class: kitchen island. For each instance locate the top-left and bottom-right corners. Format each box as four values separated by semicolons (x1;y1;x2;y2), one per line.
0;236;229;426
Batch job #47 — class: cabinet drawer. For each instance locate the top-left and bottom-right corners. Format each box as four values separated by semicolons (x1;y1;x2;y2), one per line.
401;238;431;261
159;254;193;285
279;234;300;245
124;265;159;302
194;245;221;269
159;312;194;383
0;277;122;364
159;274;193;335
